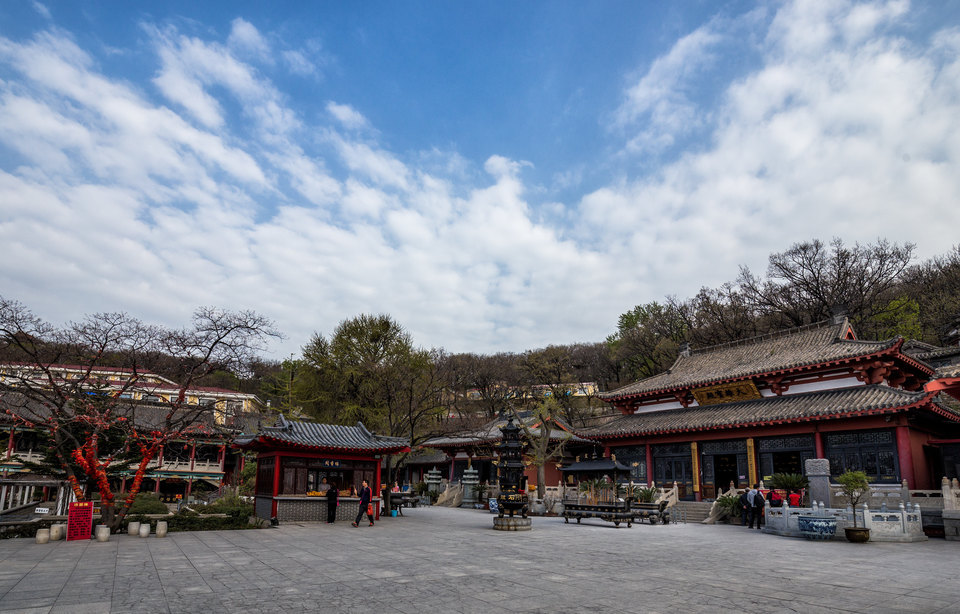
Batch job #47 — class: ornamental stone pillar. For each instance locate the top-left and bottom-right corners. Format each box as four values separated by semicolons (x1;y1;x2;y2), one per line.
805;458;831;507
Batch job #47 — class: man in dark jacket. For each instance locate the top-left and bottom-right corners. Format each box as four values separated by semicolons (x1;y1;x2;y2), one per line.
748;484;765;529
352;479;375;527
739;489;750;526
326;481;338;524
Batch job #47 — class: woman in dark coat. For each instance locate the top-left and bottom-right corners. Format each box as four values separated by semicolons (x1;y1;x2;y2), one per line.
326;481;338;524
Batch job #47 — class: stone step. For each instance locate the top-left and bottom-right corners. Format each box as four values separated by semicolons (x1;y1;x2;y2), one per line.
672;501;714;523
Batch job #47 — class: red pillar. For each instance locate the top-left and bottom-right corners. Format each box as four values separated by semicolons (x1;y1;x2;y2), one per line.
814;431;825;459
896;425;915;489
5;428;13;459
645;444;653;487
271;454;282;518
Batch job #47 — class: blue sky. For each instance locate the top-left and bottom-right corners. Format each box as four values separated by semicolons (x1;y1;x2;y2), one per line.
1;1;959;357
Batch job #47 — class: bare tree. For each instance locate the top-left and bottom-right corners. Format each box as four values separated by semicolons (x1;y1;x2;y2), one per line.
737;238;915;330
0;297;281;530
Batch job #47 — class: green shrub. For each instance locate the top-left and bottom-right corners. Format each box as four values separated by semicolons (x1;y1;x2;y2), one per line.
715;493;742;519
126;493;170;515
769;473;809;492
165;508;252;532
634;485;659;503
195;495;253;518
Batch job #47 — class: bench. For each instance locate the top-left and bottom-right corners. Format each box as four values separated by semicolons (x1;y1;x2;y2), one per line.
631;500;670;524
562;501;634;528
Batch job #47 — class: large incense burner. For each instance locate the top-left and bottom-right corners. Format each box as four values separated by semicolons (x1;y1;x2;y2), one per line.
495;417;529;519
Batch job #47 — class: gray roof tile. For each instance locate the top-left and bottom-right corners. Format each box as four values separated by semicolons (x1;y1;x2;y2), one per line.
235;416;409;452
601;319;902;401
586;385;942;439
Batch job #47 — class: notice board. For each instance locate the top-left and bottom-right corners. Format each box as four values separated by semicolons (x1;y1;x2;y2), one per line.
66;501;93;541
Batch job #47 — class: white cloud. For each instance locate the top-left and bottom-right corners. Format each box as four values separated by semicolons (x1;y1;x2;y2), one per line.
1;2;960;359
584;0;960;298
228;18;270;58
283;49;316;76
613;25;721;154
326;101;370;131
31;1;51;20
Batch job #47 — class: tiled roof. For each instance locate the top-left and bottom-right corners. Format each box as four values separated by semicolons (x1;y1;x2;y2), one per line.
585;385;944;439
422;412;591;449
937;364;960;378
402;449;450;465
601;319;903;401
235;416;409;453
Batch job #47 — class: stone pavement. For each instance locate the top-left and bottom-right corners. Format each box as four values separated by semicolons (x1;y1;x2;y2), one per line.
1;506;959;613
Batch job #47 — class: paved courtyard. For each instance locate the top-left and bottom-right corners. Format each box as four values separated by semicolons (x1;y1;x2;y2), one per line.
1;506;958;613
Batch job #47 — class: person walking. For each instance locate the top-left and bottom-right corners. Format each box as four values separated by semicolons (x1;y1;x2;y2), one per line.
352;479;375;527
749;484;765;529
326;481;338;524
739;488;750;526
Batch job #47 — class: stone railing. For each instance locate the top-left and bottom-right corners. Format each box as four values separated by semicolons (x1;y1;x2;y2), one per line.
702;485;741;524
764;500;926;542
826;478;960;510
435;483;463;507
656;482;680;508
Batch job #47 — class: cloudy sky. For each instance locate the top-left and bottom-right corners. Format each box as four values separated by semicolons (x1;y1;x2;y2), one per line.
1;1;959;357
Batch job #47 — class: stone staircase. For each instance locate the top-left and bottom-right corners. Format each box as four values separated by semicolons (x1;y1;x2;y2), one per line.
672;501;713;523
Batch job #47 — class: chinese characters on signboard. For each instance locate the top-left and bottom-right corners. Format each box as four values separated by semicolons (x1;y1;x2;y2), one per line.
66;501;93;541
691;380;762;407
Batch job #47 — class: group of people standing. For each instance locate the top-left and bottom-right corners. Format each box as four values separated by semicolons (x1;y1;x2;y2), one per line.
317;477;376;527
740;485;805;529
739;484;766;529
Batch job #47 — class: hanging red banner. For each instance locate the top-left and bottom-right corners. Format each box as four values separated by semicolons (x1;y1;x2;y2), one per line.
66;501;93;541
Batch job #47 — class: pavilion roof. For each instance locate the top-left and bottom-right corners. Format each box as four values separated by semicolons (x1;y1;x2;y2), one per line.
235;416;410;454
585;385;956;440
422;411;591;450
601;318;932;402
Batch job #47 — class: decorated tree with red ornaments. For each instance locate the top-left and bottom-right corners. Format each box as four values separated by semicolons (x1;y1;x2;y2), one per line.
0;297;280;531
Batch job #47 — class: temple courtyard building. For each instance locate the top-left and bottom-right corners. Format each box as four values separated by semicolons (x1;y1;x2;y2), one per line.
587;316;960;500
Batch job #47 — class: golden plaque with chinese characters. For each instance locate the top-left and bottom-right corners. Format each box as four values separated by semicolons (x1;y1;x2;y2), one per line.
691;380;762;406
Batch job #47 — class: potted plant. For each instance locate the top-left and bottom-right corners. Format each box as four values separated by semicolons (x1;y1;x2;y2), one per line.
836;470;871;543
715;493;743;524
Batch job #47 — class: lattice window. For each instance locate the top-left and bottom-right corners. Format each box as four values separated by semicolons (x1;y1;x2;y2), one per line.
701;440;747;455
757;435;814;451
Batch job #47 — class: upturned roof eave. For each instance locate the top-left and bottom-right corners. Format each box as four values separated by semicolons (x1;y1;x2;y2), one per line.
585;390;946;441
600;342;906;404
237;433;410;455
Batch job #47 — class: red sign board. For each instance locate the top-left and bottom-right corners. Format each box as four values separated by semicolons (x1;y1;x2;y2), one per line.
66;501;93;541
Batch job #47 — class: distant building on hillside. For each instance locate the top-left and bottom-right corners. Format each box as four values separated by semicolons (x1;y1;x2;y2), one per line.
1;363;271;503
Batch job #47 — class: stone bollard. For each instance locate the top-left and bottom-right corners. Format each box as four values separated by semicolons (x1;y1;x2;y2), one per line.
95;525;110;542
127;521;141;535
139;523;151;538
155;521;168;538
35;528;51;544
49;524;64;541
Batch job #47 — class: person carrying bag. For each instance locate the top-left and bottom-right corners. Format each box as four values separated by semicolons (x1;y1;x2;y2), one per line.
352;479;376;527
